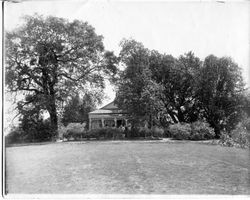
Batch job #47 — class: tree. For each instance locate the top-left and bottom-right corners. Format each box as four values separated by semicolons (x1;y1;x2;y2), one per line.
16;94;53;142
197;55;245;138
116;40;202;127
61;93;97;126
116;38;246;136
146;51;201;123
5;14;117;137
115;39;159;127
148;51;202;124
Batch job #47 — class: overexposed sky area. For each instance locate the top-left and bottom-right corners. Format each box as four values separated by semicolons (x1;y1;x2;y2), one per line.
3;0;250;129
5;0;250;86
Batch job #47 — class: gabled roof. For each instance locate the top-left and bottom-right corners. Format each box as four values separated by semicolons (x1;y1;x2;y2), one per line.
89;101;127;115
99;101;118;110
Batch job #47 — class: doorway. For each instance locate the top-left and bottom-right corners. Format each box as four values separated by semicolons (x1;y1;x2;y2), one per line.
116;119;124;128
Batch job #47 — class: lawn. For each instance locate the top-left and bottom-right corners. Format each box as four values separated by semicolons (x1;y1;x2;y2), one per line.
5;140;250;194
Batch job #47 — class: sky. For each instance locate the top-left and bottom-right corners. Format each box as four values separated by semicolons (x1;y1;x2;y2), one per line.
3;0;250;130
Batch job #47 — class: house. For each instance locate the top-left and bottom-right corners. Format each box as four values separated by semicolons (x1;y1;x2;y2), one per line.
88;101;129;130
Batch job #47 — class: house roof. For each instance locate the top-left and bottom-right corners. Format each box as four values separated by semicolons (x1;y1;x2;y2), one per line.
99;101;118;110
89;101;127;115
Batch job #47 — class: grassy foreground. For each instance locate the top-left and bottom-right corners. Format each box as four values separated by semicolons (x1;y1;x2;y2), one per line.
5;140;250;194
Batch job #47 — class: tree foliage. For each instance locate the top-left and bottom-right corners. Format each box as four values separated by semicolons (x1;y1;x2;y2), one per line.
115;39;246;137
197;55;245;137
149;51;202;124
6;14;117;137
115;39;162;126
116;39;203;127
61;93;97;126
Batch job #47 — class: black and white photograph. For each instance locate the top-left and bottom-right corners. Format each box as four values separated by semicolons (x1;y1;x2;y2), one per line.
2;0;250;197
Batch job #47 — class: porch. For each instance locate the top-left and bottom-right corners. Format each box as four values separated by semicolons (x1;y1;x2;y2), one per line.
88;101;129;130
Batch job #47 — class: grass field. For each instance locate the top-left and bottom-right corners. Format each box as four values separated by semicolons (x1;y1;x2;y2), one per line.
5;140;250;194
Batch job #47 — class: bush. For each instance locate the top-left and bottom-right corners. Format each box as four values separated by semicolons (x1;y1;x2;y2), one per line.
86;128;124;140
123;126;164;139
190;121;215;140
151;127;164;138
219;123;250;148
138;127;152;138
67;129;85;140
58;126;68;139
231;127;249;148
163;128;172;138
219;132;238;147
169;123;191;140
86;128;105;139
61;123;86;140
5;127;25;144
242;117;250;131
168;121;215;140
34;121;54;142
6;120;54;144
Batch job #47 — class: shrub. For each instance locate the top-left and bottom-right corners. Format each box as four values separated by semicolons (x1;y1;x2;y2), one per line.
219;123;250;148
62;122;86;140
58;126;68;139
163;128;172;138
231;129;249;148
34;120;54;142
87;128;105;139
169;123;191;140
151;127;164;138
125;127;141;138
86;128;124;140
67;122;86;130
68;129;85;140
5;127;25;144
124;126;164;139
138;127;152;138
190;121;215;140
6;120;54;144
230;123;249;148
220;132;235;147
242;117;250;131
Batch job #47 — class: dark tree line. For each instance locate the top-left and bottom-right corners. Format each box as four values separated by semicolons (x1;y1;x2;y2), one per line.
115;39;248;138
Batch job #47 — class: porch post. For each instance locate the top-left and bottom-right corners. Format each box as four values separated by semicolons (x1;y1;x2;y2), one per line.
125;119;128;126
89;117;92;130
101;118;105;128
114;117;117;128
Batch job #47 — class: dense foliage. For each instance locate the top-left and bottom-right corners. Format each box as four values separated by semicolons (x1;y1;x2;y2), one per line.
6;119;53;144
62;127;124;140
168;121;215;140
6;14;117;139
115;39;247;139
168;123;192;140
219;121;250;148
190;121;215;140
61;93;97;126
5;127;24;144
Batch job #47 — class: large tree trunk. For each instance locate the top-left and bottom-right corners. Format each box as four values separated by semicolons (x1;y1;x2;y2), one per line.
177;107;185;122
45;62;58;140
214;125;221;139
48;94;58;140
